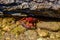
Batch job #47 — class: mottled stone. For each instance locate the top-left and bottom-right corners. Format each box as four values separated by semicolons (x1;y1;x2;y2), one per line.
37;21;60;31
29;1;38;10
56;32;60;38
50;33;56;38
37;38;48;40
21;2;29;9
24;30;38;40
37;28;49;37
11;25;26;35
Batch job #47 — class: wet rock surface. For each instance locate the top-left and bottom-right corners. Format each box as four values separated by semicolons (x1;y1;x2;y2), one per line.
0;17;60;40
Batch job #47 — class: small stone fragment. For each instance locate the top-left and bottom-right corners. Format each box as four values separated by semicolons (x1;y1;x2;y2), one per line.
37;28;49;37
24;30;38;40
50;33;56;39
37;38;47;40
3;26;10;32
11;25;26;35
56;32;60;38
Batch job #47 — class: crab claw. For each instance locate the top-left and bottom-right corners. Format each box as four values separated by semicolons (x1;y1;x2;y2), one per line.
20;21;34;29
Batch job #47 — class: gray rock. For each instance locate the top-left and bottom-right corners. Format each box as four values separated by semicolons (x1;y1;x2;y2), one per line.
33;0;44;3
24;0;32;2
29;2;38;10
21;2;29;9
58;0;60;5
52;4;60;10
49;0;55;2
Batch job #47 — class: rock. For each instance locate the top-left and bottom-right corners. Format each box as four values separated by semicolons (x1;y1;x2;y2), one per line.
49;32;60;39
3;26;10;32
56;32;60;38
2;18;15;25
24;30;38;40
4;33;11;40
37;3;44;9
19;33;29;40
37;38;48;40
5;37;10;40
29;2;38;10
37;28;49;37
33;0;44;3
49;0;55;2
16;21;20;25
58;0;60;5
37;21;60;31
52;38;60;40
11;25;26;35
17;30;38;40
0;18;3;25
24;0;32;2
50;33;56;38
1;17;60;40
2;18;8;25
21;2;29;9
52;4;60;10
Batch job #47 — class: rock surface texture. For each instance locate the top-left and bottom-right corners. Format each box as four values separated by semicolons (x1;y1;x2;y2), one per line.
0;0;60;10
0;17;60;40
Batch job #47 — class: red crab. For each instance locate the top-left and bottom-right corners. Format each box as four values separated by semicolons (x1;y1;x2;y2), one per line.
20;17;37;28
25;17;37;23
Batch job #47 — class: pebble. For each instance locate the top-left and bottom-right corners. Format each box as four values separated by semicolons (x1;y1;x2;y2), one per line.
37;28;49;37
50;33;56;38
58;0;60;5
11;25;26;35
21;2;29;9
3;26;10;31
37;22;60;31
37;38;47;40
24;30;38;40
29;1;37;10
56;32;60;38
